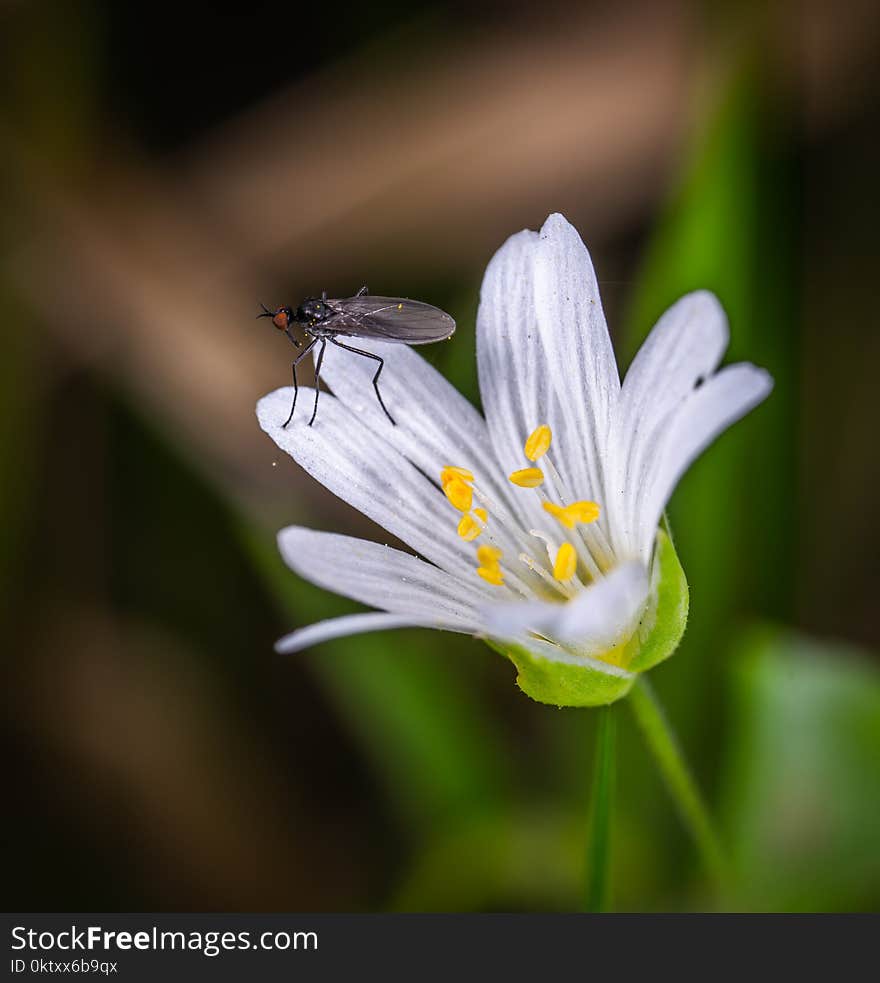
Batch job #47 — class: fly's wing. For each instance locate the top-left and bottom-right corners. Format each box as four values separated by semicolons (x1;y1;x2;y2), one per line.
326;295;455;345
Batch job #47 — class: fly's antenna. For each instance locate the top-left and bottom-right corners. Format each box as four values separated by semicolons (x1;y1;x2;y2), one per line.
257;303;273;318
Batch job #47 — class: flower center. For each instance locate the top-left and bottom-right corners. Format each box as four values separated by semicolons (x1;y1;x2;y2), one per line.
441;425;612;598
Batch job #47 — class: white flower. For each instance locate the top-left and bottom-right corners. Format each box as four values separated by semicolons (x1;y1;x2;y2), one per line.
257;214;772;706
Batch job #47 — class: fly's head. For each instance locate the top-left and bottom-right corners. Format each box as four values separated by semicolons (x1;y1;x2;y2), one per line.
258;304;295;331
257;304;304;348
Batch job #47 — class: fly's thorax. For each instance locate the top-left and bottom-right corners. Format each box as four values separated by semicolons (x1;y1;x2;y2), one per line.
295;297;332;326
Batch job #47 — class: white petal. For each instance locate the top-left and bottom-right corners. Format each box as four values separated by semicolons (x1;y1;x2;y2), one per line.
616;291;729;556
553;563;649;651
636;362;774;557
258;388;478;579
484;562;649;658
277;525;490;624
316;338;514;511
476;226;554;533
276;612;464;654
532;214;621;513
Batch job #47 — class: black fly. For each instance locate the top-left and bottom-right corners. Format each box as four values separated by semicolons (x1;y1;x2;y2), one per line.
258;285;455;427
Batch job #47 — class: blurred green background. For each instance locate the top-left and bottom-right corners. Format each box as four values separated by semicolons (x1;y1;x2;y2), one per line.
2;0;879;912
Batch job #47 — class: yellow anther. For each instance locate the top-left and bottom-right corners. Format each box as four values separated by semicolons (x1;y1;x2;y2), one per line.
568;500;601;524
458;506;489;541
477;566;505;586
524;424;552;462
457;514;483;542
509;467;544;488
441;465;474;488
477;544;502;566
542;502;568;525
553;542;577;581
476;543;503;586
443;476;473;512
543;500;601;529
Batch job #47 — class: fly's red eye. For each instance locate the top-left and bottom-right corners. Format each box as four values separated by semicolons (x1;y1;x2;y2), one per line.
272;311;289;330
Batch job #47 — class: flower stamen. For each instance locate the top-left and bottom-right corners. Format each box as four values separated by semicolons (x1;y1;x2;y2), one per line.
524;424;552;462
509;467;544;488
476;544;504;586
553;542;578;582
476;566;504;586
441;465;474;487
477;544;502;566
440;462;584;597
519;552;575;598
443;475;473;512
531;453;611;573
441;467;535;587
457;513;482;541
543;500;600;529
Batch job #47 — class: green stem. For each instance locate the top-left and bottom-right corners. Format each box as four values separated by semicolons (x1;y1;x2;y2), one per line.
585;704;616;912
627;678;729;892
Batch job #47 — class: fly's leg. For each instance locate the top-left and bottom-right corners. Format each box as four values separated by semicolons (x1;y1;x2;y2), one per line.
330;338;396;425
308;339;327;427
355;285;369;297
283;338;317;428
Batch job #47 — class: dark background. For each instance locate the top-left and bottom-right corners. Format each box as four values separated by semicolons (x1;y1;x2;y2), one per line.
2;0;879;911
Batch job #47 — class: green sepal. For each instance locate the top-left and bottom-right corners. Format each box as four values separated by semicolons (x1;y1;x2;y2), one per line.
627;525;689;673
486;527;689;708
488;638;635;708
